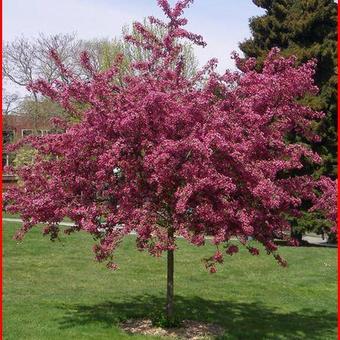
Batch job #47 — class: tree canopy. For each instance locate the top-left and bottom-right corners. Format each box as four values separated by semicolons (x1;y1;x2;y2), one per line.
6;0;336;267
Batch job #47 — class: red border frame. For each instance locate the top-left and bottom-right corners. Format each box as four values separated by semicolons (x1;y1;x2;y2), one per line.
337;1;339;338
1;0;3;337
337;1;340;339
0;0;3;335
0;2;338;340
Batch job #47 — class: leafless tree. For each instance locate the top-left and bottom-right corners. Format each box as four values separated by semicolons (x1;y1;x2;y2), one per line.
2;25;198;122
2;91;20;115
3;33;80;87
2;34;81;126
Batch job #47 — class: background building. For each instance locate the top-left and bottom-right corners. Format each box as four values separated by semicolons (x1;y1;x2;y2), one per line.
2;114;52;189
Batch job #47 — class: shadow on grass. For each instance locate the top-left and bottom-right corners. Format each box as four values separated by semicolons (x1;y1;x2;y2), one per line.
57;295;336;339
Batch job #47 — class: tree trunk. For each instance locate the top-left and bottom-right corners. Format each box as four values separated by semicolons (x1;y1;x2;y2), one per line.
166;227;174;321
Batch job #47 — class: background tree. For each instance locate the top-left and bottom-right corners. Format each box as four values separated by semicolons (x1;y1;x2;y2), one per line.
2;90;20;115
3;34;80;126
4;0;336;325
239;0;337;178
83;19;198;78
121;18;198;78
239;0;337;240
3;24;198;118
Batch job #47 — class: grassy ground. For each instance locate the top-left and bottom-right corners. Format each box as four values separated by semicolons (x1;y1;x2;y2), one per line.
3;220;337;340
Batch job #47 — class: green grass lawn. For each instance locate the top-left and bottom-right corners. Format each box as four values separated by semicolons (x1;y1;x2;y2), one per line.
3;220;337;340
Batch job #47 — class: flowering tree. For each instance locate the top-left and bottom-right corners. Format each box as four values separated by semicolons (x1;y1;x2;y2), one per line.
4;0;336;323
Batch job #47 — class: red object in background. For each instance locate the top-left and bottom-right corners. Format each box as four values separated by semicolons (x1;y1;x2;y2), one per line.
337;2;339;339
2;115;52;190
1;0;3;338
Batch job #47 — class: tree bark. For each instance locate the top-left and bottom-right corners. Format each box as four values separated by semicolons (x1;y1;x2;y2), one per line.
166;227;174;321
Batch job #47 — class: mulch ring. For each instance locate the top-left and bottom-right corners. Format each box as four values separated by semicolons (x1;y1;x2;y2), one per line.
120;319;224;339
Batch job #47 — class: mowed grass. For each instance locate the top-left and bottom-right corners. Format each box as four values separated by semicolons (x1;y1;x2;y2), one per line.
3;220;337;340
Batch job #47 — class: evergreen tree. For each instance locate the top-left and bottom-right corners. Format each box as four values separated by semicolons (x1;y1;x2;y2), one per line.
240;0;337;179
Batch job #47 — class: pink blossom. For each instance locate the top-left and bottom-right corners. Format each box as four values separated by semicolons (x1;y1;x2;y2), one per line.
226;245;239;256
287;239;300;247
213;251;224;263
248;247;260;256
4;0;336;271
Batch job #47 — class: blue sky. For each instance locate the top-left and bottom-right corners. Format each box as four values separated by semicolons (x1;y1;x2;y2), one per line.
4;0;264;71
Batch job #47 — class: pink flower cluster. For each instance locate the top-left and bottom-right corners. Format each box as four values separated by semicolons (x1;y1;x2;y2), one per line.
4;0;336;271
